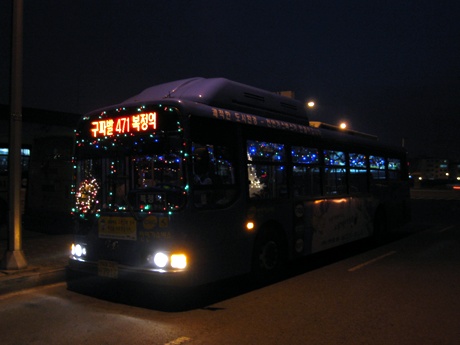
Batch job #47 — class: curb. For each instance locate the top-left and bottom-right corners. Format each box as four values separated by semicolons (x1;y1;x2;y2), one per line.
0;266;66;295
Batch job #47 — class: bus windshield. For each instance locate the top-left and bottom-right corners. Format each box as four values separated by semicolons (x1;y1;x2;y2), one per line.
74;105;186;214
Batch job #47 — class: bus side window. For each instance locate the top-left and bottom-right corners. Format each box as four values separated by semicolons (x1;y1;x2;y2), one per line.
324;150;347;195
349;153;368;193
370;155;386;180
190;117;238;208
247;140;287;199
292;146;321;196
192;144;236;185
192;145;215;185
191;143;237;208
388;158;401;180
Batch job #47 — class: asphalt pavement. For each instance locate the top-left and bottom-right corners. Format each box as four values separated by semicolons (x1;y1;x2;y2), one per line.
0;225;73;295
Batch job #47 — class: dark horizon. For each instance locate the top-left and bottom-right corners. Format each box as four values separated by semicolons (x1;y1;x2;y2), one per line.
1;1;459;159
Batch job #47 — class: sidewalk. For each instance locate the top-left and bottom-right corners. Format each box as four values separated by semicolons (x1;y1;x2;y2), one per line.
0;227;73;295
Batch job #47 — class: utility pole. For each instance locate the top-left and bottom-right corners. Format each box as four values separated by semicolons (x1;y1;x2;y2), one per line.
2;0;27;269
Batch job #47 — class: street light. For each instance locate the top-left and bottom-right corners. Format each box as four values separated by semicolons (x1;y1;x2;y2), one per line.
339;122;347;129
307;101;315;108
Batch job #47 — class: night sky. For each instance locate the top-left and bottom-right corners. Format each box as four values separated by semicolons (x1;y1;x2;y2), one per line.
1;1;460;159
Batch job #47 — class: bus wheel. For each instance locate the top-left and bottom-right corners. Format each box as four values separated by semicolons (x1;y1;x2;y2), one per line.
252;228;286;281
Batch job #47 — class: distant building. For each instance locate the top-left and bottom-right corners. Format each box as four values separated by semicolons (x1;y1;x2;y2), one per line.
410;157;460;187
414;158;449;180
451;162;460;181
0;105;80;145
0;105;81;232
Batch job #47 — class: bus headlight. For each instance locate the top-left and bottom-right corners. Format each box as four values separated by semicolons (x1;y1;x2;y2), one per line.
153;252;169;268
150;252;188;269
71;243;87;258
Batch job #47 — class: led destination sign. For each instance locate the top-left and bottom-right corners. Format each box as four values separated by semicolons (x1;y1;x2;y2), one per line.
91;112;157;138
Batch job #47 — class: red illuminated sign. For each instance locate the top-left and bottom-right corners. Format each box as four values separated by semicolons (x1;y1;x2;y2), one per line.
90;112;157;138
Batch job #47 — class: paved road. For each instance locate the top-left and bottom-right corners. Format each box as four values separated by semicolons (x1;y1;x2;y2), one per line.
410;187;460;200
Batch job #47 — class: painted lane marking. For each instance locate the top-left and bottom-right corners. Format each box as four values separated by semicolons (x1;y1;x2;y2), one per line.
348;251;397;272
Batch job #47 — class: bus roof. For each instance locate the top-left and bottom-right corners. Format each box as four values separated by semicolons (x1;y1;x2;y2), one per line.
121;77;309;125
83;78;404;155
310;121;378;141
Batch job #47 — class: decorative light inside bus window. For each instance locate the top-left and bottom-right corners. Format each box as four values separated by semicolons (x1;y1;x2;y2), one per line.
369;155;386;169
90;112;157;138
349;153;367;168
324;150;346;166
291;146;319;164
247;140;285;162
388;158;401;170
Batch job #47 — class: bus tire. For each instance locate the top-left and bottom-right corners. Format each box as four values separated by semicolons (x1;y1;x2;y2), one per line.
252;226;287;282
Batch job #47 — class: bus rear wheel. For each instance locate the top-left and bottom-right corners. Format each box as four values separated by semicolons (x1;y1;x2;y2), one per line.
252;228;286;282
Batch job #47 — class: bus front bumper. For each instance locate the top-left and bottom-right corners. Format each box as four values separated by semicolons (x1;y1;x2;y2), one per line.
66;257;197;288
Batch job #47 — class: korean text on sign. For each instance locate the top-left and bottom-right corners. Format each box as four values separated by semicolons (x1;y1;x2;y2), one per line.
91;112;157;138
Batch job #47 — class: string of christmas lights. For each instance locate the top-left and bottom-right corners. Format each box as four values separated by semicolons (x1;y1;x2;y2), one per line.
75;178;100;213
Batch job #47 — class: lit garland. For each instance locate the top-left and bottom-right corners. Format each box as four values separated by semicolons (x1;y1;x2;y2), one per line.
248;164;265;198
76;178;100;213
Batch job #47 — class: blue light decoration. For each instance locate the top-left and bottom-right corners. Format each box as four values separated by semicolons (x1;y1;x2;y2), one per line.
291;146;319;165
349;153;367;168
247;140;285;162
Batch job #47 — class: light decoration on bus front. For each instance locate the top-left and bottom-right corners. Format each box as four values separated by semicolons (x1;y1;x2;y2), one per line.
90;112;157;138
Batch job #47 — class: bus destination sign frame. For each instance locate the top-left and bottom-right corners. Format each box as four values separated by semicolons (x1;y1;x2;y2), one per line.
90;112;157;138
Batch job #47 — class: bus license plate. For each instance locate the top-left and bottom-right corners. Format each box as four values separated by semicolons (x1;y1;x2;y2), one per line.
98;260;118;279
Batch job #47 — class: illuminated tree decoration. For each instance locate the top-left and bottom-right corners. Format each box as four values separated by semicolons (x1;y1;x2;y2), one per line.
248;164;264;197
247;153;265;198
76;178;100;213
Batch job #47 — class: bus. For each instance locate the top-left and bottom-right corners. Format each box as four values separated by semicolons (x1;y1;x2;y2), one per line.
67;77;410;287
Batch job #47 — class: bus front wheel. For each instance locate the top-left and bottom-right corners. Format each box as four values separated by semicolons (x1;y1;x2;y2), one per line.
252;227;287;281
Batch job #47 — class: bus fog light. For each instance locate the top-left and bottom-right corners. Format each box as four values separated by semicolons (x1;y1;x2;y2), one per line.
171;254;187;269
153;252;169;268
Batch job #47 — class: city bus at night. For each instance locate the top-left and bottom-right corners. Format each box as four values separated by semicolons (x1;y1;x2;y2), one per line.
67;77;410;287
